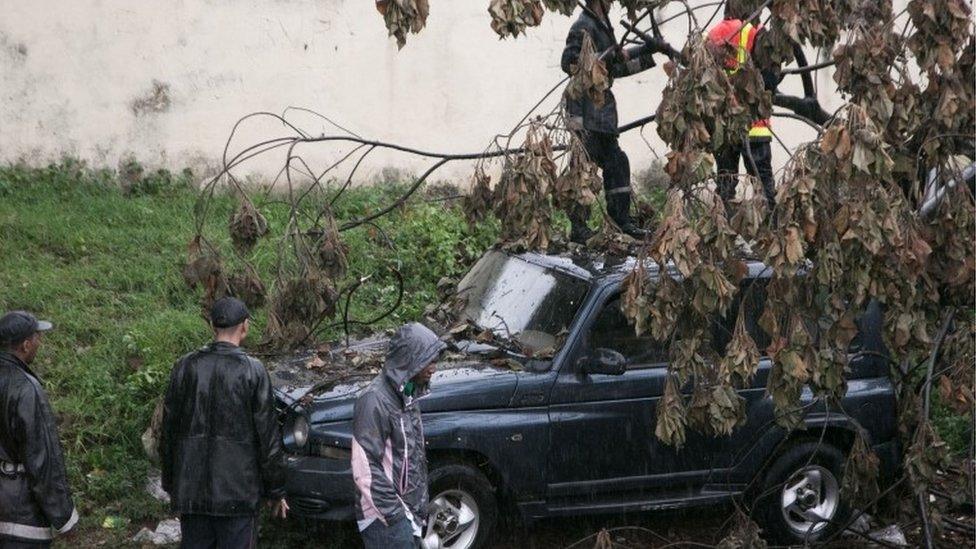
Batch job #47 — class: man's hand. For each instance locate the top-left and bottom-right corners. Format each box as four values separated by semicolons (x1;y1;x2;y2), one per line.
633;35;677;61
376;0;389;16
269;498;290;519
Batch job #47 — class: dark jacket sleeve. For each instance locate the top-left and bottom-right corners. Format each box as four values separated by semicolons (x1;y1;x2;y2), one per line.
250;359;285;500
352;391;403;524
159;359;182;496
14;382;77;532
609;44;656;78
561;24;585;76
561;22;655;79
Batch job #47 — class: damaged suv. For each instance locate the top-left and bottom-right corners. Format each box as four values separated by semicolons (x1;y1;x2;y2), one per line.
273;249;900;548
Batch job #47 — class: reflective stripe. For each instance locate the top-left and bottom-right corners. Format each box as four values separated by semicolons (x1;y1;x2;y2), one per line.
736;23;752;68
748;124;773;138
725;23;755;75
0;507;80;540
606;185;632;195
0;461;26;475
0;521;55;541
730;23;771;135
57;508;79;534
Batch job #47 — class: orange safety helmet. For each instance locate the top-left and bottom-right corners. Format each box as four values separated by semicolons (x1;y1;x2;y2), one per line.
707;18;760;72
707;19;771;139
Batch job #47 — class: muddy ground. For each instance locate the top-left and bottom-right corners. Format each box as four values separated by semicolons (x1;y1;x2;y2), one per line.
256;500;969;548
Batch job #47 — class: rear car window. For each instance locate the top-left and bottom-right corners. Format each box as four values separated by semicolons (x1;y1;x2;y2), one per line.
712;278;772;355
589;297;669;367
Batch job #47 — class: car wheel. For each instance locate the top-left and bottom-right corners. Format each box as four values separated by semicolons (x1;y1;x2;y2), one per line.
755;440;849;545
425;463;497;549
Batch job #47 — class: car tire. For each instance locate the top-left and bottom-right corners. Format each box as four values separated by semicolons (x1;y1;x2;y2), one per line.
426;463;498;549
755;440;849;546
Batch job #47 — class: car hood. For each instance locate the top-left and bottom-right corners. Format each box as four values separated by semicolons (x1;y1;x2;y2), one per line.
288;359;521;425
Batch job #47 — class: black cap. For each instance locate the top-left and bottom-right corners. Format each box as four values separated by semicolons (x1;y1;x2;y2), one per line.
210;297;250;329
0;311;54;347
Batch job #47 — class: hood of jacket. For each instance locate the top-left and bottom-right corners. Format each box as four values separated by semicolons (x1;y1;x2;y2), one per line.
382;322;446;396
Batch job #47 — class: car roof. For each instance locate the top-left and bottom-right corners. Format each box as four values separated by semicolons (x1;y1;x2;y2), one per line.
509;250;773;284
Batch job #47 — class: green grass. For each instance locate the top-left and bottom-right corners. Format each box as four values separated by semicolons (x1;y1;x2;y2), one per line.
0;159;497;546
931;397;972;457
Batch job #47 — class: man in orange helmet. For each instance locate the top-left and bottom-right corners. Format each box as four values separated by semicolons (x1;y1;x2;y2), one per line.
707;4;779;209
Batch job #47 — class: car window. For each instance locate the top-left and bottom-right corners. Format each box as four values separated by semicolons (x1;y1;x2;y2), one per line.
589;297;669;368
711;279;883;357
711;277;772;355
458;250;590;354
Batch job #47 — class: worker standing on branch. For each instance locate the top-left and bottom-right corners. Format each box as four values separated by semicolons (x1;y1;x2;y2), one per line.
708;4;779;208
561;0;671;242
0;311;78;549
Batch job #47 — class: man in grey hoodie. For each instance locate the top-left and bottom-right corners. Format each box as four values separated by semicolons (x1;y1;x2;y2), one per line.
352;323;446;549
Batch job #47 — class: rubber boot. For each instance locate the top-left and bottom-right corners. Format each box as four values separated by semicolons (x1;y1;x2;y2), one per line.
568;204;595;244
607;191;647;239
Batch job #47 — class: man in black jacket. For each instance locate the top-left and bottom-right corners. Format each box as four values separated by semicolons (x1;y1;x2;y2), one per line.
0;311;77;549
561;0;669;242
161;297;287;548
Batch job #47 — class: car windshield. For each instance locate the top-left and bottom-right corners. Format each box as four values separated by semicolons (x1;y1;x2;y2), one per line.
457;251;590;354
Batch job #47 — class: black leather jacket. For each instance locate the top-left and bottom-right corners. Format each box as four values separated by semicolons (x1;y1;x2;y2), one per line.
0;352;77;543
160;342;285;516
561;10;657;134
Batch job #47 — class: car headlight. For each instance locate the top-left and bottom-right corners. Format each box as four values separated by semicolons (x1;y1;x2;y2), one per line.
292;415;309;449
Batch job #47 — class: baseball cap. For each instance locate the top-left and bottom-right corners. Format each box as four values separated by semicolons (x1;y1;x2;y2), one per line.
210;297;250;329
0;311;54;346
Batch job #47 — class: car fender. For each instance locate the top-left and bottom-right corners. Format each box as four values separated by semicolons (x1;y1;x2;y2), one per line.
423;407;550;501
727;403;869;487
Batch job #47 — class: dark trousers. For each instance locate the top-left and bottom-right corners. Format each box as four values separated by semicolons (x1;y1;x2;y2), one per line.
180;514;257;549
0;539;50;549
361;516;420;549
583;131;631;196
716;139;775;207
573;130;633;228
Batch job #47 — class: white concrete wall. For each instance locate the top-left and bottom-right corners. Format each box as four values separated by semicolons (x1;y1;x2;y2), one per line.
0;0;845;184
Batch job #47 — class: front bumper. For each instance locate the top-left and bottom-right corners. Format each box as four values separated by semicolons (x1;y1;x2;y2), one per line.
284;453;356;521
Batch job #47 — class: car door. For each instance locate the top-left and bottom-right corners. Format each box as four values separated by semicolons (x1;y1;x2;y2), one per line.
710;277;808;480
546;288;723;501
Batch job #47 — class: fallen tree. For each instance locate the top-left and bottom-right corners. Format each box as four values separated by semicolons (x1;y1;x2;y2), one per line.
450;0;975;545
184;0;974;545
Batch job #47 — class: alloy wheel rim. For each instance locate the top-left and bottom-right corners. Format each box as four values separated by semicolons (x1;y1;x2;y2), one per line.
780;464;841;538
429;489;480;549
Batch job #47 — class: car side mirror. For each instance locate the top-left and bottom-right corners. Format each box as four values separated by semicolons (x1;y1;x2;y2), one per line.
579;348;627;376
